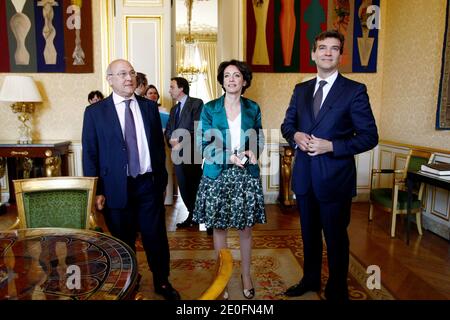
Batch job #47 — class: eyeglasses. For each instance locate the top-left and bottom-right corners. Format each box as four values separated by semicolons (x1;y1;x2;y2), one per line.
108;70;137;79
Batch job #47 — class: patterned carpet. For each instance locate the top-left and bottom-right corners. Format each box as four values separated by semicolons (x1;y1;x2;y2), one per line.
136;229;394;300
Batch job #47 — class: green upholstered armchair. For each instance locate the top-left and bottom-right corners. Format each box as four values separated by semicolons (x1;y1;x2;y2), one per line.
368;150;435;237
10;176;99;230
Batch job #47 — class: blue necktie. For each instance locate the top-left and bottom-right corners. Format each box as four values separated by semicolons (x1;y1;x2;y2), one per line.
174;102;181;128
313;80;327;119
124;99;140;177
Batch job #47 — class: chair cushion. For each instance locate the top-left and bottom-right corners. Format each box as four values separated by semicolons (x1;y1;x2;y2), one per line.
23;190;89;228
370;188;421;210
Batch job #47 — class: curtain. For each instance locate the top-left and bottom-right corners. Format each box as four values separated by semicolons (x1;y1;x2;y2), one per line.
197;41;218;100
176;40;185;73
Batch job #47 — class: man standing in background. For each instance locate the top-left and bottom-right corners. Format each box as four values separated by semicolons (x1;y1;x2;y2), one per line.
165;77;204;229
135;72;148;96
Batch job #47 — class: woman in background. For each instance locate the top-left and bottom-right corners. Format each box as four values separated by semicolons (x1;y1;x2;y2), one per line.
145;84;169;129
193;60;266;299
146;84;173;207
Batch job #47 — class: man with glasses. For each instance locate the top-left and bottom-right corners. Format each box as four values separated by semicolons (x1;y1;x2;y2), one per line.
82;59;180;300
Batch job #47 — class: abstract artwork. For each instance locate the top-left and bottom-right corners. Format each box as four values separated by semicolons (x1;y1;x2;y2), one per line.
0;0;93;73
436;0;450;130
246;0;380;73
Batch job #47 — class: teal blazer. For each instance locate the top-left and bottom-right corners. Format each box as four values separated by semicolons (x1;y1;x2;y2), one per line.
197;95;264;179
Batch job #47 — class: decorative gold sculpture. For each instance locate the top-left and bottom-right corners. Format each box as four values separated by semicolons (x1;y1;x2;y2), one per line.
11;102;35;144
280;146;295;206
22;157;33;179
44;155;62;177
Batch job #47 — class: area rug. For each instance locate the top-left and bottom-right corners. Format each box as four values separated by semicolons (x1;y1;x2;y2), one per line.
135;229;394;300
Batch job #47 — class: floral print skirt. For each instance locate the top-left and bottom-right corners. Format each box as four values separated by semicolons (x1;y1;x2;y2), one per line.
193;166;266;230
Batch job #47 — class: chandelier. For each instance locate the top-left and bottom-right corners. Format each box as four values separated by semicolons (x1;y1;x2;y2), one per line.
177;0;207;84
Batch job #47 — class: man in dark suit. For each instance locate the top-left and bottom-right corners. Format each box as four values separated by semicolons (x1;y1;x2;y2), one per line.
165;77;204;228
281;30;378;300
82;59;180;300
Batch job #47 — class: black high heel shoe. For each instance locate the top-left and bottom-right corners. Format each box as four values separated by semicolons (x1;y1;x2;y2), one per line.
241;275;255;299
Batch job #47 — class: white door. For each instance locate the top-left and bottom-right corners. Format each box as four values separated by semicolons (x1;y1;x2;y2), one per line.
102;0;174;108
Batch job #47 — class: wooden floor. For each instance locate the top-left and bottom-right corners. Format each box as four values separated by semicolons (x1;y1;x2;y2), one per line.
1;198;449;300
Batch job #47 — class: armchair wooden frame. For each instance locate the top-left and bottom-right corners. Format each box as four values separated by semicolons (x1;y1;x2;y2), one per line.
368;150;435;237
133;248;233;301
198;248;233;300
10;176;98;230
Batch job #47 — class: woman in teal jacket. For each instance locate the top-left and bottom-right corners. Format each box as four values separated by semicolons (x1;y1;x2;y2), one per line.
193;60;266;299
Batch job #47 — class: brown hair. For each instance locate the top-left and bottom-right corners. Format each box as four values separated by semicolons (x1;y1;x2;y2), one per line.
217;59;253;94
312;30;345;54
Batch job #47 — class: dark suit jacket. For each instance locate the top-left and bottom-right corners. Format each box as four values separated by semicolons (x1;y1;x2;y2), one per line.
281;73;378;202
82;94;168;209
164;96;204;164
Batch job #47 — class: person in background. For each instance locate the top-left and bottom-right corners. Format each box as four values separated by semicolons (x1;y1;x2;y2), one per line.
165;77;204;229
145;84;173;209
135;72;148;96
281;30;378;301
145;84;169;129
145;84;161;106
193;60;266;299
87;90;104;104
81;59;180;300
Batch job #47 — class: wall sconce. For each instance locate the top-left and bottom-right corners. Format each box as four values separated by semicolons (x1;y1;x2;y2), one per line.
0;76;42;144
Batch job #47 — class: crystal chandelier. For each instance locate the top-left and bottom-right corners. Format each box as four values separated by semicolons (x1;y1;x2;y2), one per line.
177;0;207;84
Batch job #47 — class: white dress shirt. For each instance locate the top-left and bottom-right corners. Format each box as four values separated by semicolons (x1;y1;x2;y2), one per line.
177;95;188;116
314;70;339;109
227;113;242;153
112;92;152;175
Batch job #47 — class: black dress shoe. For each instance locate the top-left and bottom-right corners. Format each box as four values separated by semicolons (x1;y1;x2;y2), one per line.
176;219;198;228
241;275;255;299
155;282;181;300
324;286;349;301
284;280;320;297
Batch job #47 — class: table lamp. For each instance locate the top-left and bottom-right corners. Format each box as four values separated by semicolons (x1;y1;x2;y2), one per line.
0;75;42;144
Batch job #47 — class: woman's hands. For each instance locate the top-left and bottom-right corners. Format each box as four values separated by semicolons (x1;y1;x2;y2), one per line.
230;150;257;168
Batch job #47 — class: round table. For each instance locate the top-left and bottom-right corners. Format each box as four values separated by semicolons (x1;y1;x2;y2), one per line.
0;228;138;300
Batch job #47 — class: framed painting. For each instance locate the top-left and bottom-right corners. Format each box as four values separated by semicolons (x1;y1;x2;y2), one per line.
0;0;93;73
245;0;380;73
436;0;450;129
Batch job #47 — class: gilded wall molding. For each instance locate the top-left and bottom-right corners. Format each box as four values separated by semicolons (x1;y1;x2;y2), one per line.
123;0;163;7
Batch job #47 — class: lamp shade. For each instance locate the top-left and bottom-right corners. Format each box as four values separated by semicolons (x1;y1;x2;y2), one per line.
0;76;42;102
